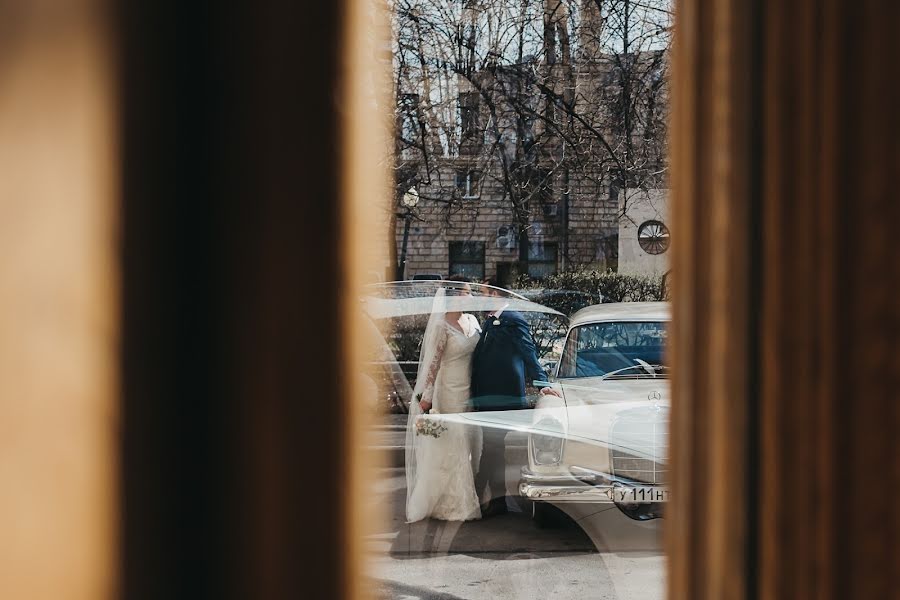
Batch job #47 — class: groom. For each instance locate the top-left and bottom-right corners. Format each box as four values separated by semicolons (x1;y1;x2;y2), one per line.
471;281;548;517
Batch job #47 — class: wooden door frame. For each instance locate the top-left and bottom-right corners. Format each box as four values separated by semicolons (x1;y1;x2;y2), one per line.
669;1;900;599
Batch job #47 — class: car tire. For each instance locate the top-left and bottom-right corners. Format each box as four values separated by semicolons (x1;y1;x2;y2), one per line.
614;501;664;521
531;501;562;528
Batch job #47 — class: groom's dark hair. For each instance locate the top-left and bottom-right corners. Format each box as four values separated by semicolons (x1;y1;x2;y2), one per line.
445;274;471;283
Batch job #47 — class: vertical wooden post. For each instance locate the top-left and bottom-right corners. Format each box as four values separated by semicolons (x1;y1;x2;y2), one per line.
0;1;119;598
670;0;900;598
669;0;758;597
757;1;900;598
119;0;388;598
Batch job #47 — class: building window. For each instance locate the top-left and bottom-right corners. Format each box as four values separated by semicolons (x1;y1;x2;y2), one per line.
483;114;496;145
637;220;670;254
458;92;480;138
495;225;517;250
460;22;477;50
449;241;485;279
528;242;558;279
527;167;554;204
456;169;480;198
598;234;619;272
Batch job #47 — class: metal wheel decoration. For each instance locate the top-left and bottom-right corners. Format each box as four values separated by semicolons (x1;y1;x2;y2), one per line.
637;220;670;255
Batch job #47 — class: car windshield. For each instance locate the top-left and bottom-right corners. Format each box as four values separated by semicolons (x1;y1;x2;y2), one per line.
557;320;668;378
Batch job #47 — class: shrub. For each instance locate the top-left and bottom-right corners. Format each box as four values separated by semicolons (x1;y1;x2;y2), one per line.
380;314;429;364
515;268;669;313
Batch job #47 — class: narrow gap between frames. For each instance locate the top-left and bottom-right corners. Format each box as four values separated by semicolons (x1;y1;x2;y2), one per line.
743;0;764;596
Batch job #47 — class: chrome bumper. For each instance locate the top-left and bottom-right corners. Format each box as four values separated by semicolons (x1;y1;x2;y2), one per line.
519;467;666;504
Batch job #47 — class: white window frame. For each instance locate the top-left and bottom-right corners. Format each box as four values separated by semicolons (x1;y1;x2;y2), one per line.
457;169;480;199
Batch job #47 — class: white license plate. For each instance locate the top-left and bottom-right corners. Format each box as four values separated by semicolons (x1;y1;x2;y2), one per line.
609;486;669;503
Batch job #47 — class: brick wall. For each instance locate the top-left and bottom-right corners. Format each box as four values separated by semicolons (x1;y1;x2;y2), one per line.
395;161;624;282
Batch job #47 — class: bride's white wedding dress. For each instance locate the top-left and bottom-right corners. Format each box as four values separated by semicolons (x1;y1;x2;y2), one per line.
406;318;482;522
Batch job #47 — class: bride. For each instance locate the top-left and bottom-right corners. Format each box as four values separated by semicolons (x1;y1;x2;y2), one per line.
405;277;483;522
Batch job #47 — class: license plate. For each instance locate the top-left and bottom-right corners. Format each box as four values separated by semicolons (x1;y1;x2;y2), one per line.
609;486;669;503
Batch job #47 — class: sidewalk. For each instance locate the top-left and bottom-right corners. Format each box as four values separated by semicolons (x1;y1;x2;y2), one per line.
364;464;664;600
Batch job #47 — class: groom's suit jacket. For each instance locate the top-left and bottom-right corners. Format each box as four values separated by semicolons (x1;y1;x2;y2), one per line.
470;310;546;411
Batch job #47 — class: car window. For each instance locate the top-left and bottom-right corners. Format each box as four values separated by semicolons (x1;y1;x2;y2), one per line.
558;321;668;378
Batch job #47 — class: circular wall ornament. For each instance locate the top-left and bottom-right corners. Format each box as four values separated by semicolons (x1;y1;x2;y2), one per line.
637;220;670;254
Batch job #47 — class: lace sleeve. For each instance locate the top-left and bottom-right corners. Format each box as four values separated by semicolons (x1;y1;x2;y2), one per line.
420;325;448;407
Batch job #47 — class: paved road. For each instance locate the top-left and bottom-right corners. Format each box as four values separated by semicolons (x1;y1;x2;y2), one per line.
365;431;665;600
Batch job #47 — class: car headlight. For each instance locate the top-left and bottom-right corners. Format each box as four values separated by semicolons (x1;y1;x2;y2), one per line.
531;417;565;465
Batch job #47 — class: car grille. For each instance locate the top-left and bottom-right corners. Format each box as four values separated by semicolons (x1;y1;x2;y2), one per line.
609;406;669;485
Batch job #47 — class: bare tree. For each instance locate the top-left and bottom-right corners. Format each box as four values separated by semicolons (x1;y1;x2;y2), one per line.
391;0;671;277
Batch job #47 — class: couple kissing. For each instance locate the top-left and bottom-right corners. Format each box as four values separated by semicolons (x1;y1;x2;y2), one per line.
405;276;548;523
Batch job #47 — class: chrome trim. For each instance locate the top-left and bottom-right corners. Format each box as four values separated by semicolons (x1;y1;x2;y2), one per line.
520;467;669;504
520;481;619;503
608;407;669;485
520;469;601;487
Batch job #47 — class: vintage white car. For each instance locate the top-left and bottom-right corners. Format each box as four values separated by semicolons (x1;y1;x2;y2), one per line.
519;302;670;523
366;288;666;596
369;288;667;563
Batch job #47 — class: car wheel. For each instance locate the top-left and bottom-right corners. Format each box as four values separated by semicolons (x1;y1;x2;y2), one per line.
614;501;664;521
531;501;564;528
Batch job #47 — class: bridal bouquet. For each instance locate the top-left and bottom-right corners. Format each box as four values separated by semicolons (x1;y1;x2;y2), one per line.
415;415;447;438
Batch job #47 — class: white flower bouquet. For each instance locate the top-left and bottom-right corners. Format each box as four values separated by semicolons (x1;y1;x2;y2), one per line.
415;414;447;438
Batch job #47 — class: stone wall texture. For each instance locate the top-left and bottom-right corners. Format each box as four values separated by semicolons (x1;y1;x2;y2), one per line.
395;162;669;282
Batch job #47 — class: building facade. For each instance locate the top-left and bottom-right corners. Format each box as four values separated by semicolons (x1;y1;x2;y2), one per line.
392;2;672;285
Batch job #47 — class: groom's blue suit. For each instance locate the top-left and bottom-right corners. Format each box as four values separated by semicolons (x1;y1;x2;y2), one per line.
471;310;547;410
471;310;546;507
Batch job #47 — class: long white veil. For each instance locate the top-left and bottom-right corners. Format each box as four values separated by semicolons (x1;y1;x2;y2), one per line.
404;287;448;521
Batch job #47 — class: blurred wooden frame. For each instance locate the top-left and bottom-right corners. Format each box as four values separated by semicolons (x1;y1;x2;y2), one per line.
669;1;899;599
0;1;118;598
668;0;758;597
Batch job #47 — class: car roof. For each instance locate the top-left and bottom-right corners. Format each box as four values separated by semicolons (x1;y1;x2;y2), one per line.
569;301;670;327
